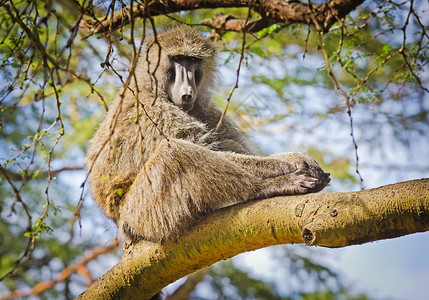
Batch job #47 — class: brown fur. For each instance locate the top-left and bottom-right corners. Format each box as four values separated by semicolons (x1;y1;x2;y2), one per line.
85;26;330;243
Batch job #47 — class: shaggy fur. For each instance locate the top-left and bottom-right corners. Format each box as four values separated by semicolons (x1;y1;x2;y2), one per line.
85;26;330;243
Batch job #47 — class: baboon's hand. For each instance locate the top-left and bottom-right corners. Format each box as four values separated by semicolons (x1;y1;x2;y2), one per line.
256;153;330;199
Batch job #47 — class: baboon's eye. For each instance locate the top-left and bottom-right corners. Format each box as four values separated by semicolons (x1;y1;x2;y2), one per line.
195;69;202;86
189;57;201;63
167;66;175;82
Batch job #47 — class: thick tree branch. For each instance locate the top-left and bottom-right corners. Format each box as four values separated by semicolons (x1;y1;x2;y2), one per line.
80;0;365;34
201;14;276;37
77;178;429;300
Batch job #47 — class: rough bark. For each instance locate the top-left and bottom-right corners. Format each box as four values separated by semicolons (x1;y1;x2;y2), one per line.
77;178;429;300
80;0;365;34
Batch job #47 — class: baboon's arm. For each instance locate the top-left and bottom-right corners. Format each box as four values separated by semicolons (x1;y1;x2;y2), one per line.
139;93;329;192
224;152;330;193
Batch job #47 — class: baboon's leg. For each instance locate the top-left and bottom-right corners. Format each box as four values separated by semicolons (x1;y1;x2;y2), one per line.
118;138;261;242
118;139;326;242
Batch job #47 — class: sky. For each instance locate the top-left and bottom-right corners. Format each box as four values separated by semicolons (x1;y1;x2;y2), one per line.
333;232;429;300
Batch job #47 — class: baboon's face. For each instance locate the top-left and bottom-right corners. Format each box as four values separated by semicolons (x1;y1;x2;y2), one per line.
166;55;203;111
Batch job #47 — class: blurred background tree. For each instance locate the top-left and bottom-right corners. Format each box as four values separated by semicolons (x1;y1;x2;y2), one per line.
0;0;428;299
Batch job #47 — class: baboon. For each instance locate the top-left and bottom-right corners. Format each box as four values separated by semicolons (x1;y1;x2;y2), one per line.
85;26;330;243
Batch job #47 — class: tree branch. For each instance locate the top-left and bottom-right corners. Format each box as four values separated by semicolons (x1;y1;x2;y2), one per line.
166;269;209;300
77;178;429;300
201;14;276;38
0;166;83;182
80;0;365;34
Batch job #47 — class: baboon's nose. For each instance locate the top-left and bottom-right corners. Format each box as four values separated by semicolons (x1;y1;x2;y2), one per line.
182;94;192;102
181;86;194;102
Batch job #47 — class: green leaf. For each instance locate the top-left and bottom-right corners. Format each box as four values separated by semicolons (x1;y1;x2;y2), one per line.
382;44;391;53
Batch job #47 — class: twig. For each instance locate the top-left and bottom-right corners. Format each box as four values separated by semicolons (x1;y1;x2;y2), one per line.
0;239;120;300
214;1;253;133
308;0;364;188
